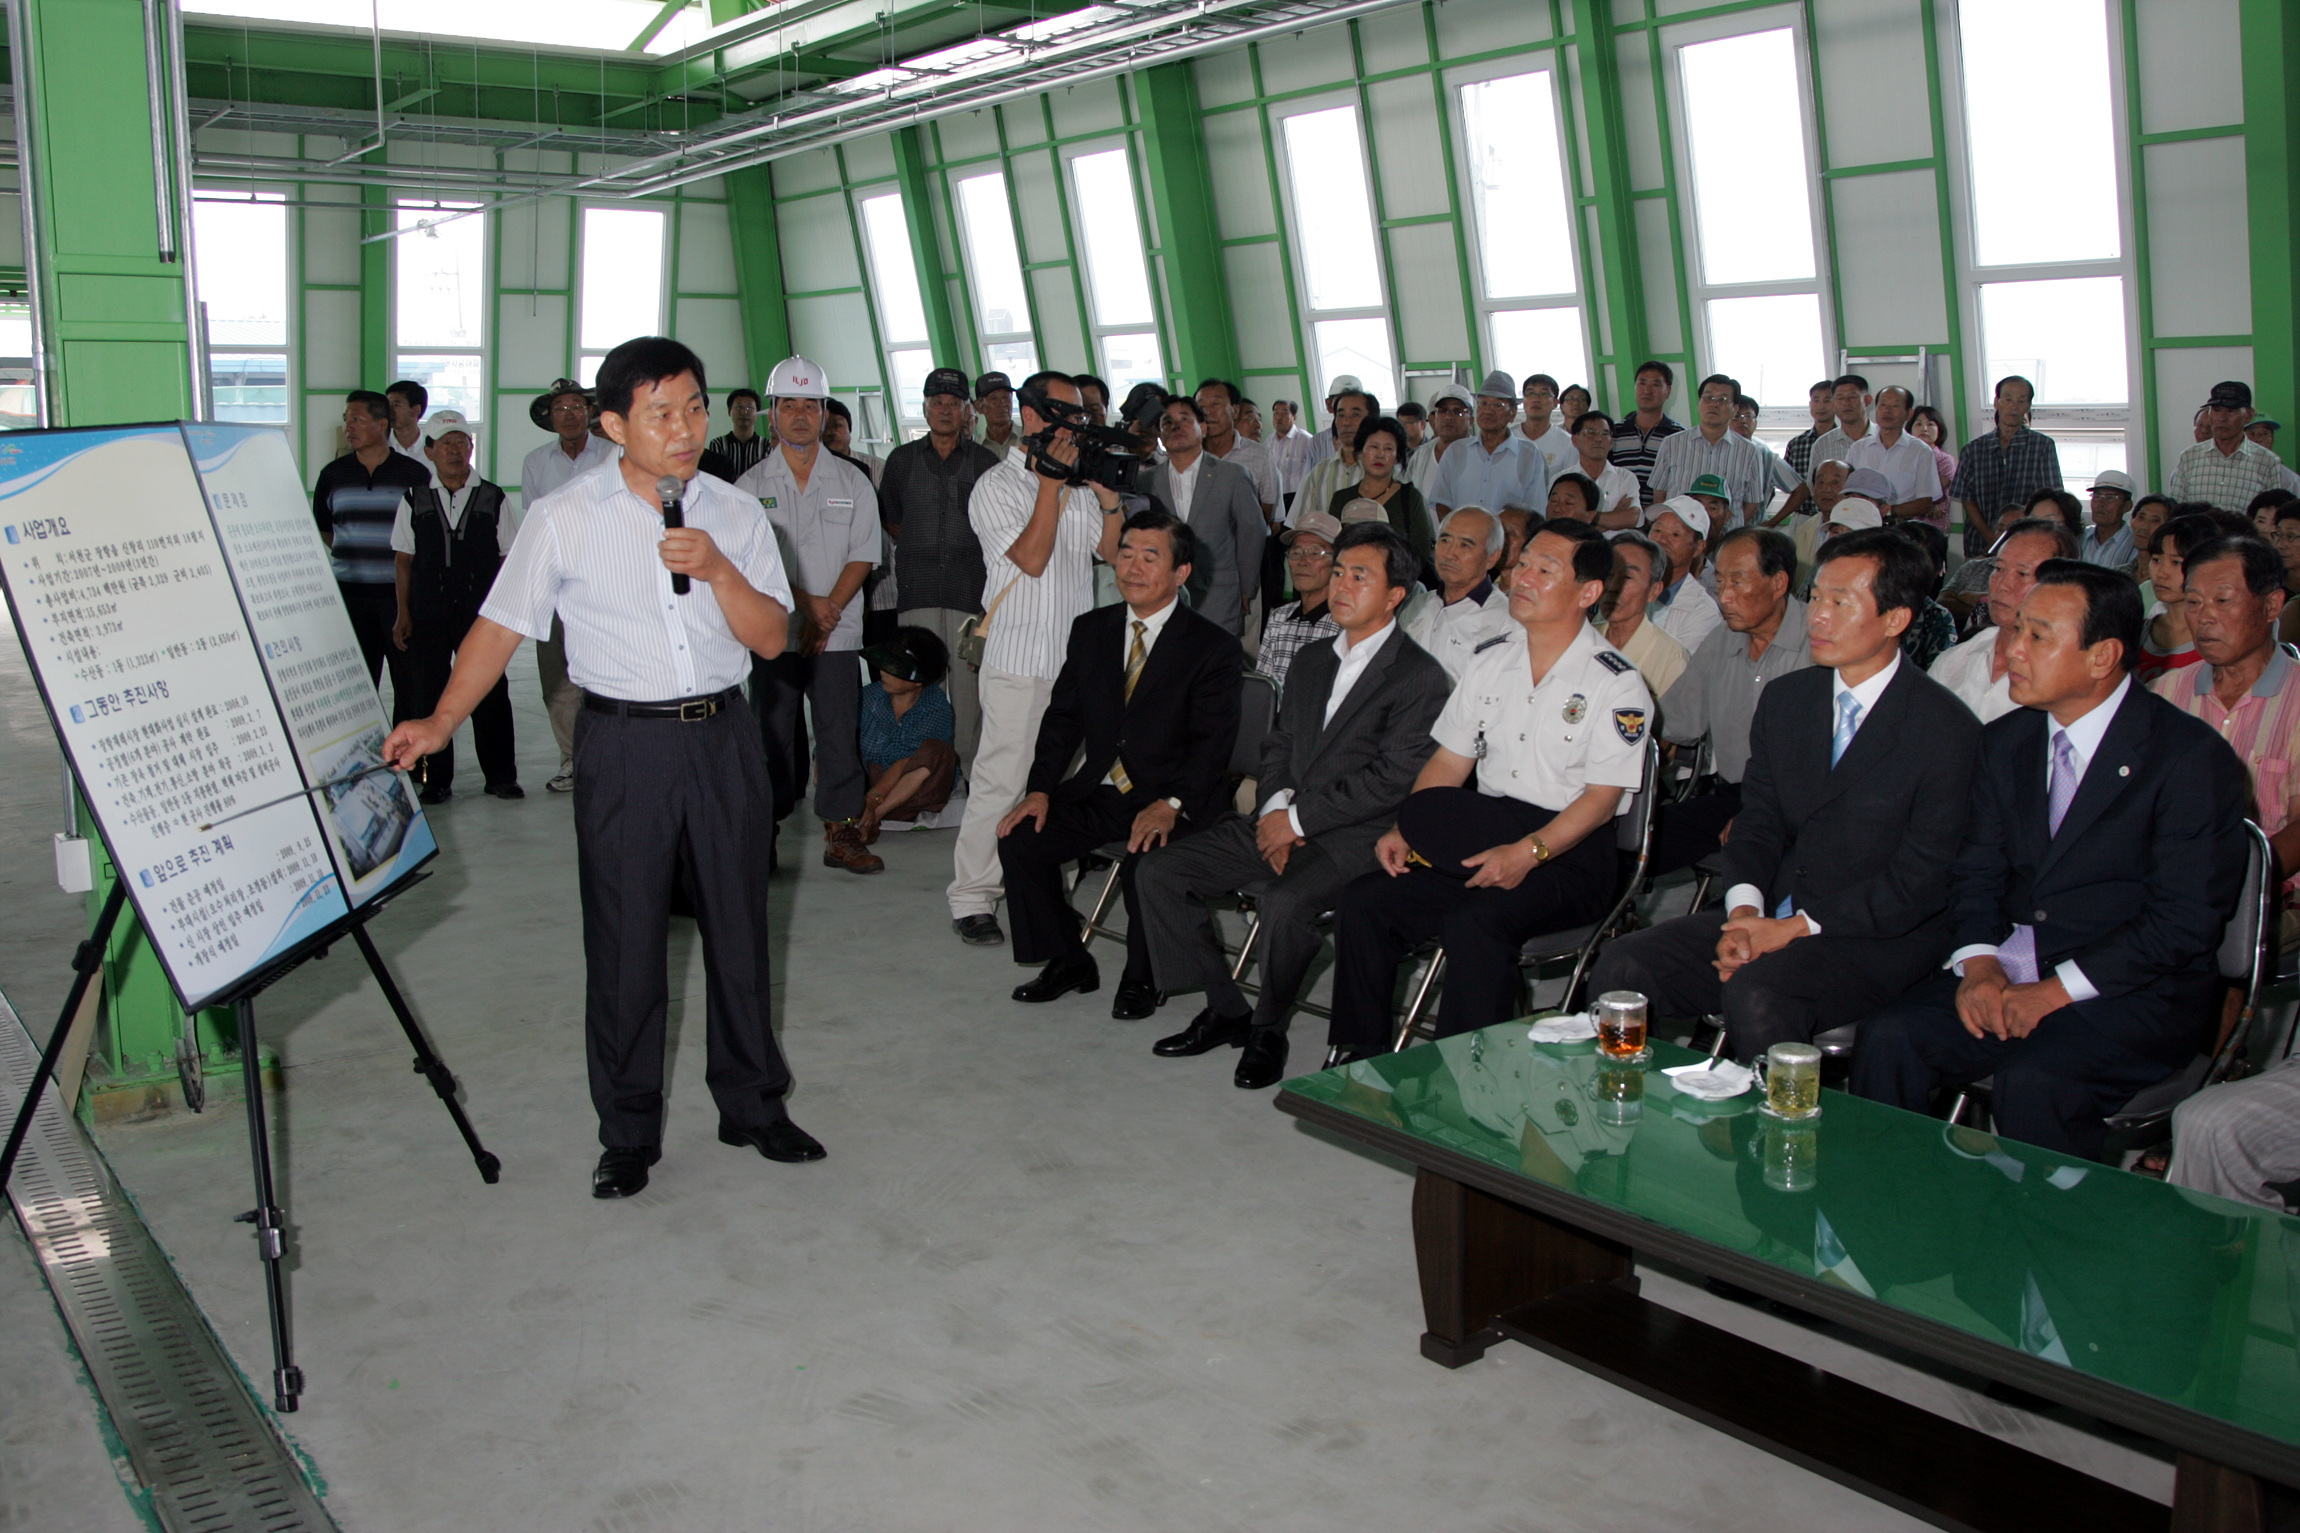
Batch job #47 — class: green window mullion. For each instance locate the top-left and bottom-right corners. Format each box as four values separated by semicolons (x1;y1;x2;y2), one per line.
1348;20;1414;398
1249;42;1311;408
1917;0;1972;448
991;105;1050;368
1040;94;1097;376
1640;0;1696;386
834;144;897;414
1800;0;1851;366
2121;0;2163;481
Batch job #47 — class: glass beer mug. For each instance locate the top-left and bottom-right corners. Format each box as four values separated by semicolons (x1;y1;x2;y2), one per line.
1760;1041;1823;1121
1594;1062;1644;1127
1594;990;1650;1063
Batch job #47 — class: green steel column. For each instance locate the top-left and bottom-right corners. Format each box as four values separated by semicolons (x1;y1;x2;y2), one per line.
16;0;232;1097
2242;0;2300;457
1573;3;1650;412
890;127;965;371
360;184;390;386
1133;63;1239;388
726;165;792;383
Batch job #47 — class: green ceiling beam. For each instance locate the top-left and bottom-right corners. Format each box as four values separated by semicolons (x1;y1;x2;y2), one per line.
2242;0;2300;461
726;164;791;387
891;127;965;370
1133;62;1237;387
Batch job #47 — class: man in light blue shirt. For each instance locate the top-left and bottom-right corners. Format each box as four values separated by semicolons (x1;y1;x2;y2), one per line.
1430;369;1549;521
2078;469;2136;569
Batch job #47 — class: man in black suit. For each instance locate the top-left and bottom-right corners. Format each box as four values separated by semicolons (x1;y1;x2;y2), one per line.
1851;561;2250;1159
997;508;1244;1010
1588;527;1982;1060
1134;522;1449;1089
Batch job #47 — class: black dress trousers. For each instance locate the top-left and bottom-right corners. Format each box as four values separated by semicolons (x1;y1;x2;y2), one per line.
341;583;412;717
574;695;793;1150
997;783;1168;985
403;602;517;793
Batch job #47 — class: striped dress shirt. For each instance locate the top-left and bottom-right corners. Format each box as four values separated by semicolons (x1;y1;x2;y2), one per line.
1609;412;1684;498
479;459;791;701
1646;427;1771;512
2153;647;2300;891
968;453;1109;681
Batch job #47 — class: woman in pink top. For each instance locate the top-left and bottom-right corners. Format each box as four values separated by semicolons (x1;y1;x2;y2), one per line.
1908;405;1960;532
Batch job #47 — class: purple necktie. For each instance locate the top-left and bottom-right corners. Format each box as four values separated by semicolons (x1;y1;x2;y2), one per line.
1998;732;2081;984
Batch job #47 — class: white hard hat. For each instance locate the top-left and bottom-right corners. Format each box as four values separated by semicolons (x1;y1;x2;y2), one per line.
767;355;831;400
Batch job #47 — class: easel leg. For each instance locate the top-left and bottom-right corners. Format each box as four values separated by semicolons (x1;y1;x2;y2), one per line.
0;881;125;1191
235;998;303;1414
348;922;501;1184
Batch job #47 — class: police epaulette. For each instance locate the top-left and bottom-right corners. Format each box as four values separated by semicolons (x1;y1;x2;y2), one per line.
1593;650;1634;673
1472;634;1510;654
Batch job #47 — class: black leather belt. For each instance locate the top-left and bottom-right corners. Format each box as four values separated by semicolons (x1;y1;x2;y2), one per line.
582;686;742;721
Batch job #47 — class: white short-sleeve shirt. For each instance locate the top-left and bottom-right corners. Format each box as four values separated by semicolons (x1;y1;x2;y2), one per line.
734;447;882;651
1430;621;1652;813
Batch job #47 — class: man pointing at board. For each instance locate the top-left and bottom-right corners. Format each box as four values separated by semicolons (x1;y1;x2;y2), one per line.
383;336;826;1199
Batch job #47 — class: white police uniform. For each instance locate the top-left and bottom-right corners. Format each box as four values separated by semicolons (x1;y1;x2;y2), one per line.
1402;578;1517;682
1430;619;1652;814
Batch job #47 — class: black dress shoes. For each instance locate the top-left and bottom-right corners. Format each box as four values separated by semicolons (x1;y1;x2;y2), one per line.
1013;954;1099;1002
592;1145;661;1199
1324;1044;1384;1068
1151;1007;1253;1056
1234;1029;1290;1090
1110;979;1163;1020
719;1119;827;1163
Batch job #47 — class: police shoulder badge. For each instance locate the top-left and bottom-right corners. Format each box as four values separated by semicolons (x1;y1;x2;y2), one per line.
1472;633;1510;654
1613;707;1647;744
1594;649;1634;674
1561;693;1588;724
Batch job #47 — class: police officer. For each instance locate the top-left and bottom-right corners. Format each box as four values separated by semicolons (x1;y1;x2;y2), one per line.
735;357;884;875
1325;517;1652;1056
389;409;520;803
384;336;822;1199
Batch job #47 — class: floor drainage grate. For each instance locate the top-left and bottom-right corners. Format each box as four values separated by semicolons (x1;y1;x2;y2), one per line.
1;993;337;1533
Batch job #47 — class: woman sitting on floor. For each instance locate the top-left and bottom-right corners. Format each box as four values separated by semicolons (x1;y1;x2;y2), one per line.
857;625;960;842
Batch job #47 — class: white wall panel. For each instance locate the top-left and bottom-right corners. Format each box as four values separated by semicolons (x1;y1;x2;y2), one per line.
302;396;345;478
1029;267;1087;372
1633;197;1682;358
1358;8;1429;68
495;292;568;387
1194;49;1258;109
1049;79;1127;139
1614;33;1665;192
1810;0;1930;171
497;199;570;292
775;196;859;293
841;134;897;184
1365;76;1448;220
676;201;738;294
1000;101;1048;147
1257;23;1357;95
1582;206;1614;362
1389;223;1471;363
1224;243;1297;370
492;396;557;493
935;109;1004;163
1203;111;1276;238
2145;137;2251;338
774;149;845;196
300;193;362;288
300;289;359;391
1829;170;1948;345
1007;149;1071;267
2135;0;2243;135
788;291;880;388
675;296;747;398
2155;346;2253;468
1433;0;1550;59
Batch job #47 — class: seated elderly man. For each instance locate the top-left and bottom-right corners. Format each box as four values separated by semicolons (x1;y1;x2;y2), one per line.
1598;530;1689;697
1135;522;1449;1088
1256;510;1343;691
1852;562;2249;1160
1325;519;1652;1054
1403;505;1515;677
1929;518;2082;722
1645;495;1723;654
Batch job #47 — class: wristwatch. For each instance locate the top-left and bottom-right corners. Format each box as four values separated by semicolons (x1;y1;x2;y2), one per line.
1526;835;1552;865
1163;795;1184;814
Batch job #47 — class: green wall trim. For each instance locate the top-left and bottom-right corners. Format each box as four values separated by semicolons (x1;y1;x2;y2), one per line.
1822;157;1939;179
2137;124;2244;147
1575;0;1650;409
2147;333;2256;349
725;164;791;387
1134;62;1240;386
359;184;388;388
2121;0;2163;480
2242;0;2299;461
1916;0;1972;448
1612;0;1797;32
1247;43;1311;409
891;126;964;370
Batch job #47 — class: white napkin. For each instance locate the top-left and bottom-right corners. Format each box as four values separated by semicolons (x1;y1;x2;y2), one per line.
1527;1012;1597;1042
1664;1059;1756;1099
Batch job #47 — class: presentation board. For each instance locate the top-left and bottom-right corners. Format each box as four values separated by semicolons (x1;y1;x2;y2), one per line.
0;422;435;1011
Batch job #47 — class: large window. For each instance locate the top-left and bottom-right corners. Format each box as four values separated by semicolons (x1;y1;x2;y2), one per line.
194;193;289;425
394;202;487;422
1676;29;1826;415
857;190;933;427
577;206;666;385
1068;148;1162;392
1279;105;1397;413
954;172;1038;382
1459;71;1587;396
1958;0;2128;484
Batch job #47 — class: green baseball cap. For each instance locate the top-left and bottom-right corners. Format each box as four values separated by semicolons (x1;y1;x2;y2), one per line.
1687;472;1730;501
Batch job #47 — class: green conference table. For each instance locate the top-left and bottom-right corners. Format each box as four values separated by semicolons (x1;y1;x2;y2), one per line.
1277;1026;2300;1533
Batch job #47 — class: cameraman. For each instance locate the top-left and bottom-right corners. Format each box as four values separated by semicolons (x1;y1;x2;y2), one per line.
947;372;1125;947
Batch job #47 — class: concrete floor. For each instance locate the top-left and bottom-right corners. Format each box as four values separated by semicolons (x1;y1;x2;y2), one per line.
0;633;2175;1532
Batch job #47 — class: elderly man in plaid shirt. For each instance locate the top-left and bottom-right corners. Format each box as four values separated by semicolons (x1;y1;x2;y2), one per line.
1256;510;1344;691
1951;374;2063;556
2169;381;2289;515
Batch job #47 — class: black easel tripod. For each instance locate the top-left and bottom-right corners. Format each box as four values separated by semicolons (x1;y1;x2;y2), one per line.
0;878;500;1413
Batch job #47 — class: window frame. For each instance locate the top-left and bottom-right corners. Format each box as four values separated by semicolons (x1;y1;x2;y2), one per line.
191;188;293;430
852;183;934;431
950;167;1040;384
1060;138;1166;391
573;201;670;386
1269;93;1400;421
390;199;492;425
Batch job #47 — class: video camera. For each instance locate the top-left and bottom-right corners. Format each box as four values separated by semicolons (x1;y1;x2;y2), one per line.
1018;381;1153;496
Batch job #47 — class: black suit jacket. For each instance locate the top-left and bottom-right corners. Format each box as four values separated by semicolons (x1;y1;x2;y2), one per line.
1028;602;1243;824
1950;682;2249;1058
1257;629;1450;861
1725;658;1982;947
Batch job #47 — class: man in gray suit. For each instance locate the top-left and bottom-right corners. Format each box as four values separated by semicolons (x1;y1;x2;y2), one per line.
1144;395;1266;636
1135;521;1448;1089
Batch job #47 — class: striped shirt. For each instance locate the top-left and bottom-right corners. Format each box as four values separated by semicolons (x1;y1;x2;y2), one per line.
1608;412;1684;500
2167;438;2287;515
313;449;432;587
1291;455;1364;527
1428;434;1550;515
1210;433;1279;512
969;453;1110;681
479;459;791;700
707;431;770;479
1811;422;1874;467
1646;427;1771;513
1269;426;1317;497
519;435;616;520
2153;647;2300;889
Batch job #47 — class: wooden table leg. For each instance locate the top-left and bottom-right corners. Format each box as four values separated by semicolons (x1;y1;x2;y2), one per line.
1411;1168;1631;1367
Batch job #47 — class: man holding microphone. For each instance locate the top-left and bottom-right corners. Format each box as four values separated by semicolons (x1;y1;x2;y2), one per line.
383;336;824;1200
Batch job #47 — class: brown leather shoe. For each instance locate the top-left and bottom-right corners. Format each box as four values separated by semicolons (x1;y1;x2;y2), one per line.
822;821;884;874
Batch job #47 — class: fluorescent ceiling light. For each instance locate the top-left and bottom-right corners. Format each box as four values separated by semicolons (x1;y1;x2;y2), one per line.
183;0;710;56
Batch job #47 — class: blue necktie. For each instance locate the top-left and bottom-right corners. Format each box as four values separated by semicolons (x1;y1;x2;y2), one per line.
1830;690;1863;768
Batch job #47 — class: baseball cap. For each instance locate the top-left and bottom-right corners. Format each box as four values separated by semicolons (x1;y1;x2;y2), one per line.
1476;369;1517;401
1285;510;1344;546
2208;380;2254;410
860;629;947;686
974;370;1014;401
528;377;591;430
421;408;474;443
1338;498;1389;525
1429;383;1475;412
1326;374;1363;399
2089;469;2136;495
2252;417;2283;432
1827;497;1884;532
1843;466;1896;503
923;367;970;401
1687;472;1730;502
1649;495;1711;541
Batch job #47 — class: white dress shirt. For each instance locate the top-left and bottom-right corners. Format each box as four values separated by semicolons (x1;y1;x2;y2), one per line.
1165;450;1205;526
1930;628;2018;723
1648;570;1724;655
520;434;617;519
479;459;791;701
1105;597;1179;787
1260;620;1397;834
1946;675;2133;1000
1726;652;1901;930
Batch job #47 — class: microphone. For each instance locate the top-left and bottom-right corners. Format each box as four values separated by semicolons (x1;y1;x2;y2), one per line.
656;475;689;594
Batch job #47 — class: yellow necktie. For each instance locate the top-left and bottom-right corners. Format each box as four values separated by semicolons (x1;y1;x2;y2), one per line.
1113;619;1147;792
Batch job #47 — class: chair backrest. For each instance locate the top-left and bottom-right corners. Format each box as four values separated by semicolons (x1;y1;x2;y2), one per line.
1229;670;1279;778
1615;736;1663;862
2219;819;2272;988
